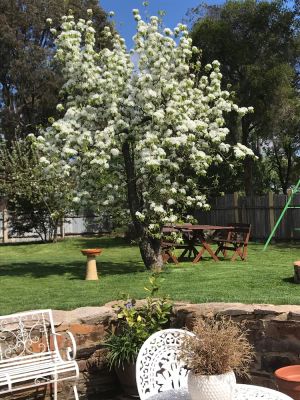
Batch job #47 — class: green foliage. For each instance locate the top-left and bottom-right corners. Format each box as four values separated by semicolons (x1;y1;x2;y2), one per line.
0;0;110;141
104;273;172;369
263;82;300;193
190;0;300;194
0;140;74;241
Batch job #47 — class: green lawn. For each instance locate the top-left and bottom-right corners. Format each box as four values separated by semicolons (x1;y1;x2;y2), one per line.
0;236;299;315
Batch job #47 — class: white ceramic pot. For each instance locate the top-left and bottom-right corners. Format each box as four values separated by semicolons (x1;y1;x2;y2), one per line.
188;370;236;400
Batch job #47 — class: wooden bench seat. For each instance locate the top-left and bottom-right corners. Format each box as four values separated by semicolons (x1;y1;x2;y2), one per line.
213;223;251;261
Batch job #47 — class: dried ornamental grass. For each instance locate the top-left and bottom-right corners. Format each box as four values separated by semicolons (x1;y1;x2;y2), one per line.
179;317;254;376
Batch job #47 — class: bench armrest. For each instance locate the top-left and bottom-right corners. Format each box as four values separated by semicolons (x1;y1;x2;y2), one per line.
52;331;77;361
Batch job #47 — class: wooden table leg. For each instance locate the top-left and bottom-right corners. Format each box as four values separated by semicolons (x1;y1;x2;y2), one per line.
193;247;205;263
179;244;197;260
193;241;220;263
179;248;189;259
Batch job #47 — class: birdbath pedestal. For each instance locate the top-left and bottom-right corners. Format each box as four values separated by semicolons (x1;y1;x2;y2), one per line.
81;248;102;280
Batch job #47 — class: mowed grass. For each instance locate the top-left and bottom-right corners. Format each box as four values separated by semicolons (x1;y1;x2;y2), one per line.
0;236;299;315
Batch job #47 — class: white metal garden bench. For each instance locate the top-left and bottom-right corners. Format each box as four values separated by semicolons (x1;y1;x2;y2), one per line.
0;309;79;399
136;329;195;400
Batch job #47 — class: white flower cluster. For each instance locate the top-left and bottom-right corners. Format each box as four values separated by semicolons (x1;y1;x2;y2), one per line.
233;143;255;158
35;10;253;236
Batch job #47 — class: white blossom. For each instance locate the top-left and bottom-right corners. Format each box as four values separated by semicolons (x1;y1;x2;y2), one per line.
39;157;50;165
111;148;120;156
136;211;145;221
233;143;255;158
167;198;175;205
35;10;253;240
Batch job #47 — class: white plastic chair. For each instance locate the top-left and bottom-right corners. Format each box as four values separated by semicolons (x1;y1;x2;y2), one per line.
136;329;195;400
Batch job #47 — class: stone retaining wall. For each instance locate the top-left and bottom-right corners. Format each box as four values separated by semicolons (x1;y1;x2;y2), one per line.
1;302;300;399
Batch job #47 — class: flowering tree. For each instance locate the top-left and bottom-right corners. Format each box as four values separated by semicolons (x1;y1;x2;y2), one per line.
35;9;253;269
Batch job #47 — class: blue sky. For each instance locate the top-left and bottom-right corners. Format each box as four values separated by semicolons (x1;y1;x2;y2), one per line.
99;0;223;49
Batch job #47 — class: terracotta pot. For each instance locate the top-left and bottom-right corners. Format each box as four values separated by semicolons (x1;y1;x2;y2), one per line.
188;370;236;400
115;361;139;398
275;365;300;399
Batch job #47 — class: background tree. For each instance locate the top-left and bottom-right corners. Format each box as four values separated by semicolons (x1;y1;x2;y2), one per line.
190;0;300;194
0;140;75;242
263;83;300;193
36;10;253;269
0;0;110;142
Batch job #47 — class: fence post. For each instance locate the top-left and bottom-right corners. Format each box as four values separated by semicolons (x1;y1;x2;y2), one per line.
2;208;9;243
268;192;275;240
233;192;239;223
287;189;293;240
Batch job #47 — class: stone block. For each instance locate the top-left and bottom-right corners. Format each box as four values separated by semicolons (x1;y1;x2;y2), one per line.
261;354;298;373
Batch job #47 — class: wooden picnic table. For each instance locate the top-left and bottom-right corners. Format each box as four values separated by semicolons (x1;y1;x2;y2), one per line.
172;224;234;263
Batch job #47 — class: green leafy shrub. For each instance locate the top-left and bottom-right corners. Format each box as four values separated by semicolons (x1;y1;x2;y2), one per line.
105;273;172;369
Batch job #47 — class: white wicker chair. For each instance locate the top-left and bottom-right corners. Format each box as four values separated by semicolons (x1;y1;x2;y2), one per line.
136;329;195;400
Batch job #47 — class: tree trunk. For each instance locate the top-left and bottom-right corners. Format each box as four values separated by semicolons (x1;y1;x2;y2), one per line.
273;143;285;193
51;218;60;243
2;208;9;243
122;141;163;270
243;156;254;196
52;226;58;243
139;234;164;271
60;218;65;239
242;118;254;196
282;144;293;194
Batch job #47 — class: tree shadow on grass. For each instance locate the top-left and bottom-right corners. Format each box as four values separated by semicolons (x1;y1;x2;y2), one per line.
0;259;146;280
268;242;300;250
282;276;298;284
74;236;133;249
0;235;133;249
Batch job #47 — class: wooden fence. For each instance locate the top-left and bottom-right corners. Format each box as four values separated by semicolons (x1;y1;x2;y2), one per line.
0;212;112;243
1;192;300;243
195;192;300;241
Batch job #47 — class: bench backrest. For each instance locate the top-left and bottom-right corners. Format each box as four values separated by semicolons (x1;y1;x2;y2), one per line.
0;309;55;360
227;223;251;244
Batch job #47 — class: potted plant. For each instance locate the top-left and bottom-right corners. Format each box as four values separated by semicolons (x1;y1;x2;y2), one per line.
275;365;300;399
104;273;172;397
179;317;254;400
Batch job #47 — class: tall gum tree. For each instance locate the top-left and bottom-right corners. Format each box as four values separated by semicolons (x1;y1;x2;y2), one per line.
34;10;254;269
